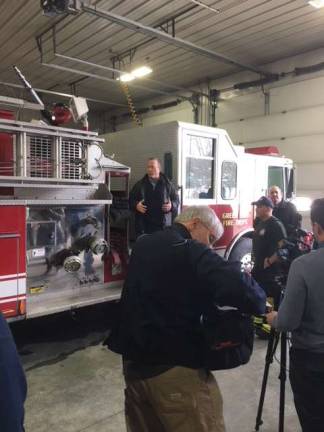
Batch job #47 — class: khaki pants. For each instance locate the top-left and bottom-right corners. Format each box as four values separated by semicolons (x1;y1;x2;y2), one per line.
124;366;225;432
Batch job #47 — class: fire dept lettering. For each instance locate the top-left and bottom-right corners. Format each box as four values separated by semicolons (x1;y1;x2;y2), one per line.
222;212;247;227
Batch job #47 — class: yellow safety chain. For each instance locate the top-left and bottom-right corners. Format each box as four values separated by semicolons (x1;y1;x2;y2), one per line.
119;82;143;127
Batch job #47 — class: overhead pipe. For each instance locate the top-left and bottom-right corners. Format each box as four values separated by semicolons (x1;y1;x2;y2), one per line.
114;98;184;121
233;75;279;90
295;61;324;76
217;60;324;99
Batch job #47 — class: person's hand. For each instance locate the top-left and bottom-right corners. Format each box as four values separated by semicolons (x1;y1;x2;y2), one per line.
264;257;271;269
136;200;147;214
266;311;277;327
162;201;172;213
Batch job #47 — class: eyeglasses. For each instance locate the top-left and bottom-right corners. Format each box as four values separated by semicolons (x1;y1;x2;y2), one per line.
199;221;218;247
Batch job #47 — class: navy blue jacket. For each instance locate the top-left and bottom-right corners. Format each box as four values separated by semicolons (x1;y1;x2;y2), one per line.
108;224;266;368
0;313;27;432
129;173;179;236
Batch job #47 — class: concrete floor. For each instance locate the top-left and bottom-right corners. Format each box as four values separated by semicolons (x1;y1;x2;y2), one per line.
12;305;301;432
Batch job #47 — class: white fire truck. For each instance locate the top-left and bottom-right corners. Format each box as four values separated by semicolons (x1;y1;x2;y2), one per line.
0;111;130;322
104;121;295;265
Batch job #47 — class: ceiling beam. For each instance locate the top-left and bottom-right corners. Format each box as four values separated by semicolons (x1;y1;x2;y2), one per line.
42;61;193;101
82;5;272;77
55;52;207;97
0;80;127;107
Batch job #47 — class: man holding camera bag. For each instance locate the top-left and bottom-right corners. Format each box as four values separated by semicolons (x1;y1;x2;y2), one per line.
107;206;266;432
267;198;324;432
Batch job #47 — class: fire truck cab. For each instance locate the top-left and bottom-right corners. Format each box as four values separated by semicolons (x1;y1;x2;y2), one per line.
105;121;294;264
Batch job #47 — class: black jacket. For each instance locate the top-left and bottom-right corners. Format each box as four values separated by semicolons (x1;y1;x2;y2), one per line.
107;224;266;369
273;200;301;237
252;216;287;274
129;173;179;236
0;313;27;432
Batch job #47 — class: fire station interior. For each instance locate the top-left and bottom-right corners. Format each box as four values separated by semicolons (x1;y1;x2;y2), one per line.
1;1;324;431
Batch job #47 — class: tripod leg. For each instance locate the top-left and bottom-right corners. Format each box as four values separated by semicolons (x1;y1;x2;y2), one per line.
254;329;280;431
278;332;287;432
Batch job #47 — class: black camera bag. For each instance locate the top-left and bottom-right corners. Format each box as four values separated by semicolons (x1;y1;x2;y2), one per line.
201;305;254;370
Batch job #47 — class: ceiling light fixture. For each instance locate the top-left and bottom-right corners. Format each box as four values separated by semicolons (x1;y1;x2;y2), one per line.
131;65;153;78
117;65;153;82
308;0;324;8
118;73;135;82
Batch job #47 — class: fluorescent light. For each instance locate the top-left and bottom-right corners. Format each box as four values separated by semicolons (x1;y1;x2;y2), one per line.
218;89;240;100
119;73;135;82
116;66;153;82
308;0;324;8
131;66;153;78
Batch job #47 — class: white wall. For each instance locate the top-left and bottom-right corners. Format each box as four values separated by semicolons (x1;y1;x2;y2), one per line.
215;49;324;203
212;48;324;228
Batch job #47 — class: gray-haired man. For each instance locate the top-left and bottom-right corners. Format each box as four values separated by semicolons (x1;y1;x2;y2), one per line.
108;206;266;432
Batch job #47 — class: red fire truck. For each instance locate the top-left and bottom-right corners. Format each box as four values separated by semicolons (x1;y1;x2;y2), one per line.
0;111;130;321
105;121;295;266
0;116;295;322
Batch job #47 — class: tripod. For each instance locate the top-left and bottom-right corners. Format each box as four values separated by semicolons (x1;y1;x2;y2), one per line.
254;327;288;431
254;279;289;432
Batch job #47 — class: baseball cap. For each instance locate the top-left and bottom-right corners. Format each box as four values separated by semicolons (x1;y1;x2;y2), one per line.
251;196;274;208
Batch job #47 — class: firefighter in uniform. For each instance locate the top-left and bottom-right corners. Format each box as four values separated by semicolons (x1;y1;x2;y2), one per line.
0;312;27;432
129;158;179;238
107;205;266;432
251;196;287;305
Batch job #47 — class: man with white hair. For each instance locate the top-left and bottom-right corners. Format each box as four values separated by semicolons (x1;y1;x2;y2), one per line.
107;205;266;432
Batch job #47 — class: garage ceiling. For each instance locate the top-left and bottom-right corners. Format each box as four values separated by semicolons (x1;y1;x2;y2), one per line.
1;0;324;110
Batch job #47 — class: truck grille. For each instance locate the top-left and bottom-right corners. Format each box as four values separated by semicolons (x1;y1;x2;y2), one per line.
61;140;82;180
27;135;53;178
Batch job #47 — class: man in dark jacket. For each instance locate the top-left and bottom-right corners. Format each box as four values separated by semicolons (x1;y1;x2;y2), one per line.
0;312;27;432
269;185;301;237
129;158;179;237
108;206;266;432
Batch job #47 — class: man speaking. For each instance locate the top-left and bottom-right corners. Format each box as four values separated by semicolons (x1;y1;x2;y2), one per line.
129;158;179;238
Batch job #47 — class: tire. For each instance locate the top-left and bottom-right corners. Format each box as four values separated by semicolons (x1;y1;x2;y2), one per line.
228;237;253;272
